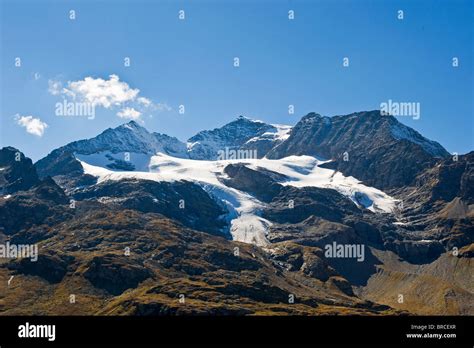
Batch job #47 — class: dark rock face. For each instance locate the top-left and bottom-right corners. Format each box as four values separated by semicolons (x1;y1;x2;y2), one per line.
239;136;282;159
264;186;360;224
388;151;474;263
0;150;72;236
268;216;357;245
266;111;449;189
343;218;384;246
222;164;282;202
328;276;354;296
386;240;445;264
7;252;73;283
83;254;152;295
72;179;228;236
35;151;84;179
410;151;474;205
33;150;96;195
0;182;70;236
30;177;69;205
0;147;40;194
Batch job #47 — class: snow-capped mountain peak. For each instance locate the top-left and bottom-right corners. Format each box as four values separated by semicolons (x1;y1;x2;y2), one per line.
187;115;292;160
121;119;141;129
35;121;188;176
73;121;185;156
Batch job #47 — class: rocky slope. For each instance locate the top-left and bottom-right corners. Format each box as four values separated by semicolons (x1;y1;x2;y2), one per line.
266;111;449;189
389;151;474;262
0;152;396;315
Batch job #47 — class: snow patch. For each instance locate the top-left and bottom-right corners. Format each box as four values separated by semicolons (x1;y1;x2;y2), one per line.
75;151;152;171
245;124;292;144
79;153;399;246
390;123;447;158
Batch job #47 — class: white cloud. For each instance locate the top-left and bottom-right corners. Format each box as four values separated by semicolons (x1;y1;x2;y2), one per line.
65;74;139;108
48;74;171;120
34;72;41;80
117;107;141;120
15;115;48;137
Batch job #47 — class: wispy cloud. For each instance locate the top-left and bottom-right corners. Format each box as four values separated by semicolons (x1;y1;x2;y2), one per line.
15;114;48;137
48;79;63;95
137;97;151;107
153;102;172;112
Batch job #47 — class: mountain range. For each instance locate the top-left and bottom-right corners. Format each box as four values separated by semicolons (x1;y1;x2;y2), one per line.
0;110;472;315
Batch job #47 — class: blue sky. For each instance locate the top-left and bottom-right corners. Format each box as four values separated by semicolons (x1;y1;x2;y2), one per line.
1;0;473;161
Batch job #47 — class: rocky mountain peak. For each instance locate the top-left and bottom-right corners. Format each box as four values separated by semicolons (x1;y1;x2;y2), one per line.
301;112;323;120
266;110;450;189
0;147;40;194
186;115;281;160
115;120;148;133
